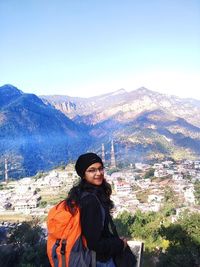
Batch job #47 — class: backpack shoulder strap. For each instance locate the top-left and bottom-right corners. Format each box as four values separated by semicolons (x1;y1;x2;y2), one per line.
80;192;105;227
107;213;119;238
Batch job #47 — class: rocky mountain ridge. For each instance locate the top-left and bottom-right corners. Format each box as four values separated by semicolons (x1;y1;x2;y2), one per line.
42;87;200;128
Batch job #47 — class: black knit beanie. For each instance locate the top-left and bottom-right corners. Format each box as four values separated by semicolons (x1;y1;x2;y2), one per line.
75;152;103;178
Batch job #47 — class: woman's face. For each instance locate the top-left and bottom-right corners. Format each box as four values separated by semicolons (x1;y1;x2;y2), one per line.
84;162;104;186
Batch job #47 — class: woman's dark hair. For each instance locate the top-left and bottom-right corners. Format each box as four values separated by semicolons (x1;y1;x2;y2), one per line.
66;179;114;214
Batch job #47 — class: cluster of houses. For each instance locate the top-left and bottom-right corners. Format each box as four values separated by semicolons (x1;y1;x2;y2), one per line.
0;160;199;220
0;164;79;216
107;160;200;217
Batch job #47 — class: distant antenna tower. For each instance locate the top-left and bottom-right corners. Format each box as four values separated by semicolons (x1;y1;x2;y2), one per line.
101;143;105;163
5;158;8;183
110;140;116;168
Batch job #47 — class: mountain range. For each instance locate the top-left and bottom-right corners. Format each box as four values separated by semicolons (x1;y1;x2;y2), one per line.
41;87;200;127
0;84;200;179
42;87;200;163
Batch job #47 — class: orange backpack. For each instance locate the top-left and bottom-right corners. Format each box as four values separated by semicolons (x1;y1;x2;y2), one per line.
47;194;104;267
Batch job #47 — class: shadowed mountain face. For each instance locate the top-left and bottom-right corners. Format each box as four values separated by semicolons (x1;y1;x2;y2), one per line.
1;84;200;179
0;85;90;179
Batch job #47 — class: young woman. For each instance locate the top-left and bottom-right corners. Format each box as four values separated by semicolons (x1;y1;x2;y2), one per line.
66;152;127;267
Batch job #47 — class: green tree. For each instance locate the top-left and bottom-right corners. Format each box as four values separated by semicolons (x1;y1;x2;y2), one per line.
0;220;50;267
0;184;4;190
106;167;120;175
39;200;47;208
144;168;155;179
114;210;134;238
129;210;163;250
115;210;163;251
194;181;200;205
113;208;200;267
157;213;200;267
163;186;175;203
178;212;200;243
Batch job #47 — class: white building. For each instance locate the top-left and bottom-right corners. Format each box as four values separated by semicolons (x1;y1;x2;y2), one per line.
113;181;132;194
172;174;184;181
135;163;150;170
184;187;195;204
154;169;168;178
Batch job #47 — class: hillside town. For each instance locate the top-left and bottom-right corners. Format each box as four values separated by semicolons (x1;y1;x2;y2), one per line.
0;157;200;224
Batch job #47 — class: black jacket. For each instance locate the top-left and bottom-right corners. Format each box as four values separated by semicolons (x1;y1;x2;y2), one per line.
80;184;124;262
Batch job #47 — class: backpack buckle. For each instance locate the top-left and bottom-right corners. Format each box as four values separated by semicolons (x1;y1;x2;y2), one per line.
56;239;61;247
60;239;66;255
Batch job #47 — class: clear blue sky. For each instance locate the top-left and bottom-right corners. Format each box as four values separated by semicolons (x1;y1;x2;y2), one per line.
1;0;200;99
